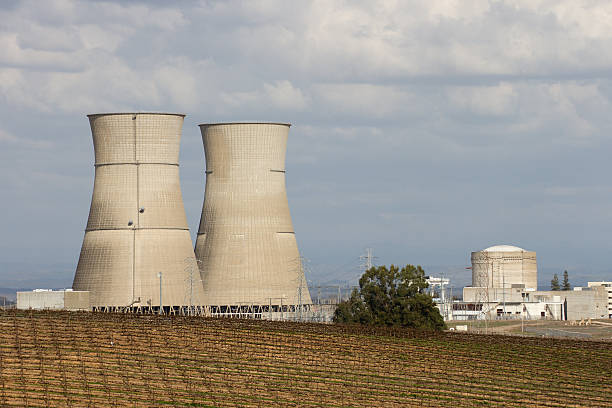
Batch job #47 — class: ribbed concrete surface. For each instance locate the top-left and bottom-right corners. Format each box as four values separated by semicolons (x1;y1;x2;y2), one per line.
73;113;205;308
471;248;538;290
195;123;312;306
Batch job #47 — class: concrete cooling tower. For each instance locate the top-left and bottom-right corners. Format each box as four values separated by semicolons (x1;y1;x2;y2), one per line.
471;245;538;290
195;123;312;309
73;113;205;312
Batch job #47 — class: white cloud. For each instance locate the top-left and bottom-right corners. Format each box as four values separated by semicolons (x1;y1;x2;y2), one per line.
0;33;86;71
154;62;199;110
263;80;308;110
86;3;187;31
220;80;308;112
16;24;82;52
2;0;612;115
76;24;125;52
425;0;491;21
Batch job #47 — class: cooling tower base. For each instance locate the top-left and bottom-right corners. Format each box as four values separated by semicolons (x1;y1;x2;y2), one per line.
89;303;334;321
91;305;209;316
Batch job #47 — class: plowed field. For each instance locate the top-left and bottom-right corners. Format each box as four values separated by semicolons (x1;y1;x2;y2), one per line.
0;310;610;407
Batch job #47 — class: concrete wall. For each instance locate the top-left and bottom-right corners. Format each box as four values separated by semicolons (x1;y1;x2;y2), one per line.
587;282;612;318
533;287;608;320
73;113;205;308
17;291;90;311
195;123;312;307
64;291;91;310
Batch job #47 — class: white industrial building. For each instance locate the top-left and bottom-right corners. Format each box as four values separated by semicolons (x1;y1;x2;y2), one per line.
17;289;90;311
426;276;452;321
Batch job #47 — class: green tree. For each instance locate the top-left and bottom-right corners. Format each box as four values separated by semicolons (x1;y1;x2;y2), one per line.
562;270;571;291
333;288;372;324
333;264;446;330
550;274;560;291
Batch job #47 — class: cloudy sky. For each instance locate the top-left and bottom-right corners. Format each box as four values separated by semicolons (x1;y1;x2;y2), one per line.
1;0;612;289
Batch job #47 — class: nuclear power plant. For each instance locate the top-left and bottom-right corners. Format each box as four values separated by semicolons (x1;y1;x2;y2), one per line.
453;244;610;321
20;113;608;323
195;123;312;311
72;113;205;312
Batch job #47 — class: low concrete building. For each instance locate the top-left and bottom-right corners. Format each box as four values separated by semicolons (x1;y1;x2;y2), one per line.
17;289;90;311
587;281;612;318
458;285;608;321
455;288;562;321
533;287;609;320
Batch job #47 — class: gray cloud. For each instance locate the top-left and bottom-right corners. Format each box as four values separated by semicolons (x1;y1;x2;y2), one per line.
1;0;612;288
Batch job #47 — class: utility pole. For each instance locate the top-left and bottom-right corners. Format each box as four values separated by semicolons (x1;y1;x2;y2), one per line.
157;271;162;314
484;254;491;334
189;269;193;315
449;286;453;321
297;279;303;321
502;257;506;319
521;303;525;333
297;257;306;321
187;261;194;316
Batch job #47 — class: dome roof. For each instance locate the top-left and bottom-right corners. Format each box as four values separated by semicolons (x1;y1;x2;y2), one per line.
482;245;525;252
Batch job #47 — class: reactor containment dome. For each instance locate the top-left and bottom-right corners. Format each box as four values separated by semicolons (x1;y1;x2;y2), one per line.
195;123;312;308
73;113;205;311
471;244;538;290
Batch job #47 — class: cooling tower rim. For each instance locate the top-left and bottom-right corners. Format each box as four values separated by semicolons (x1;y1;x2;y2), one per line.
198;122;291;127
87;112;186;118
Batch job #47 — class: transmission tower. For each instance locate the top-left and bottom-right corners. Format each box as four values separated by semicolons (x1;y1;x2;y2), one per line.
359;248;378;272
482;253;491;333
183;257;202;316
290;256;309;321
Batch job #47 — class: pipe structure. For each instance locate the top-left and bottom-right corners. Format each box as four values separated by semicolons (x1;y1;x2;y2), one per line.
195;123;312;307
73;113;205;309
